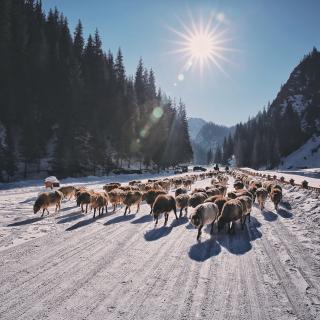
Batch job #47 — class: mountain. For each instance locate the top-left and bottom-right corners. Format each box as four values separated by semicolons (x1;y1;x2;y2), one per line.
187;118;232;164
225;47;320;169
187;117;206;140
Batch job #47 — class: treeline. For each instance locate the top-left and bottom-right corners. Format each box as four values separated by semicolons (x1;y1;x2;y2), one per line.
0;0;193;181
216;48;320;169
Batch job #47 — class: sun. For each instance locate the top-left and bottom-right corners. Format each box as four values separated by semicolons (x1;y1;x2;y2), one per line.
168;12;235;76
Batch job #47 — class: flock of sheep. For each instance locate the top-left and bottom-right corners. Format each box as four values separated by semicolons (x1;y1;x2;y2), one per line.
33;170;283;240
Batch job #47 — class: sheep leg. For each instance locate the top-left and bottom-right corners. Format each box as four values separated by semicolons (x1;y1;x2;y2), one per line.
46;208;50;214
242;215;247;229
93;208;96;218
185;207;188;216
164;213;169;226
179;208;183;218
248;212;251;222
85;204;88;213
41;208;45;217
124;206;128;216
210;222;215;235
105;205;108;213
197;225;203;240
154;216;158;227
174;209;178;220
136;203;140;213
129;207;131;214
81;203;84;213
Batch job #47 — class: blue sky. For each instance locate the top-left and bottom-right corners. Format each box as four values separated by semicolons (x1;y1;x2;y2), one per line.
42;0;320;126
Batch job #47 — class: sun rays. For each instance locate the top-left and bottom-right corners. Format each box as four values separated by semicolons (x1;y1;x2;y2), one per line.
167;11;236;79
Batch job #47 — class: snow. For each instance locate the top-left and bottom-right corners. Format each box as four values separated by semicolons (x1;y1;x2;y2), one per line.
0;171;319;319
280;135;320;170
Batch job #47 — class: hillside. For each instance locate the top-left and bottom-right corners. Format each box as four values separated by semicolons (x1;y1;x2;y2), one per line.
225;48;320;169
188;118;232;164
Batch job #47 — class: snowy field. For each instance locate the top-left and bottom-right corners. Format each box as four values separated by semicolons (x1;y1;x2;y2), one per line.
0;171;319;320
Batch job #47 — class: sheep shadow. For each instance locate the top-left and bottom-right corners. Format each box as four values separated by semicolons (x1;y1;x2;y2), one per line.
57;213;84;224
281;201;292;210
277;208;293;219
144;226;173;241
185;222;195;230
217;223;254;255
131;214;153;224
59;205;78;212
19;197;37;204
188;238;221;262
171;217;188;228
261;209;278;222
66;214;105;231
7;216;44;227
104;214;136;226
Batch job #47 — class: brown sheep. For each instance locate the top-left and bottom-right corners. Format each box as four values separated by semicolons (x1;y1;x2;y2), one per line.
182;179;192;190
152;195;178;226
270;188;282;210
175;187;188;197
91;193;109;218
34;191;63;217
214;197;228;217
76;190;94;213
142;189;167;214
175;194;190;217
108;188;125;212
204;195;223;203
190;202;220;240
205;187;221;197
58;186;76;200
237;195;253;223
233;180;244;190
191;188;206;195
188;192;208;208
217;199;243;233
123;191;143;215
103;183;121;192
256;187;268;210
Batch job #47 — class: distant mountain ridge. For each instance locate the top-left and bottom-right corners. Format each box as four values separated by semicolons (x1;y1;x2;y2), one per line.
187;118;233;164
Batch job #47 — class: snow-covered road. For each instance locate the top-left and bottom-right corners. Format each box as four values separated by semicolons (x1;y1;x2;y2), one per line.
0;174;319;320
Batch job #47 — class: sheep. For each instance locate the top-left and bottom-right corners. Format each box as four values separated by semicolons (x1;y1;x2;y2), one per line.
58;186;76;200
233;180;244;190
103;183;121;192
152;194;178;226
142;189;167;214
204;195;223;203
175;187;188;197
190;202;220;240
214;197;228;217
108;188;125;212
191;188;206;194
172;178;182;189
217;199;244;234
91;192;109;218
188;192;208;208
183;179;193;190
205;187;221;197
256;187;268;210
33;191;63;217
123;191;143;215
248;186;257;202
175;194;190;217
270;188;282;210
237;195;253;223
158;180;171;192
76;190;93;213
129;180;141;186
